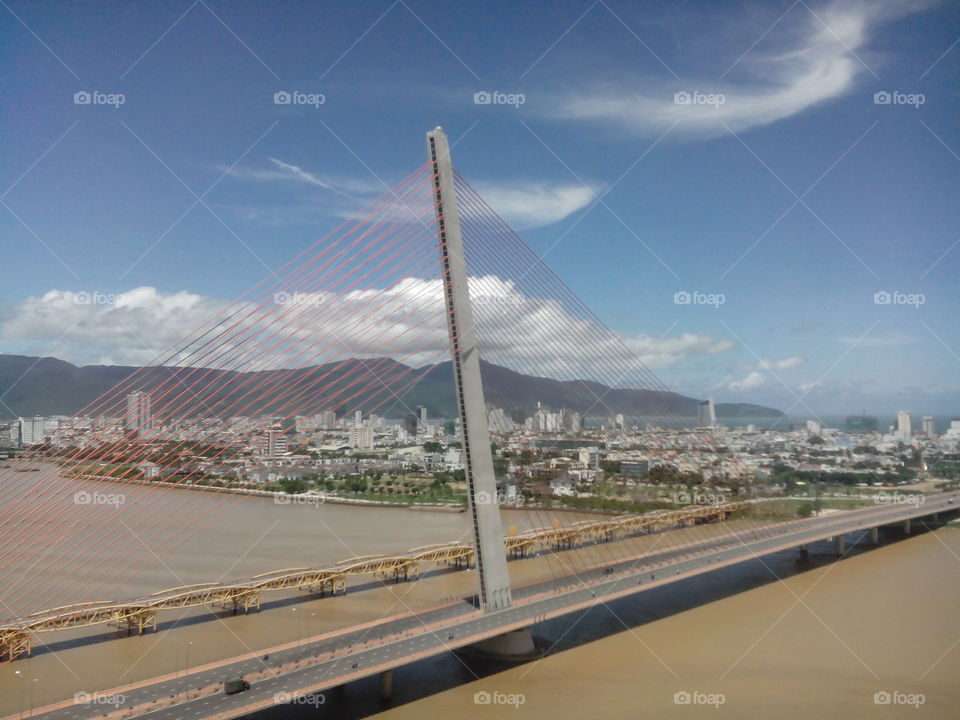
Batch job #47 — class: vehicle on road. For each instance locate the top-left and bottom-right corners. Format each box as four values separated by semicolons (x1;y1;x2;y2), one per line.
224;678;251;695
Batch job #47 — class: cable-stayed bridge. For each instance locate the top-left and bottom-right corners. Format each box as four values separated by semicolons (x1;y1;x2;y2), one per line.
0;128;955;719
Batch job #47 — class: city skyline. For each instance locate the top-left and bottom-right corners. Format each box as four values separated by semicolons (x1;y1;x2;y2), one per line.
1;0;958;415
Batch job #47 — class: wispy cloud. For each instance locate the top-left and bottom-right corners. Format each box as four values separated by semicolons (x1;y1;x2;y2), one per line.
735;356;805;372
471;180;601;229
623;333;737;370
549;0;931;139
839;331;916;347
226;159;593;230
222;158;380;197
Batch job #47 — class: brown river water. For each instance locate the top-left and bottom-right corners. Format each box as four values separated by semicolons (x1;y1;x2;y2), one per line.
0;467;958;718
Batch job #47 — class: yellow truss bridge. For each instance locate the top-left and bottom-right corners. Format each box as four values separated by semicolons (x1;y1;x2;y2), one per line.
0;502;746;661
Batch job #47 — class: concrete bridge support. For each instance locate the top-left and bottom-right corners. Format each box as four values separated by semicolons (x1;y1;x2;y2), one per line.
380;669;393;701
870;526;879;545
834;535;845;555
462;628;537;662
904;519;912;535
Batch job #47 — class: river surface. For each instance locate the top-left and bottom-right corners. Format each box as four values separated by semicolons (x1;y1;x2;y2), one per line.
0;466;958;718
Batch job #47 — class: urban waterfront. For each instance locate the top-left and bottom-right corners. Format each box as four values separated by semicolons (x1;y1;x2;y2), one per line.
1;464;958;718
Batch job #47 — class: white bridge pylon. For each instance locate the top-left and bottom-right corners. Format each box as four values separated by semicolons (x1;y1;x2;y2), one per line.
426;127;513;611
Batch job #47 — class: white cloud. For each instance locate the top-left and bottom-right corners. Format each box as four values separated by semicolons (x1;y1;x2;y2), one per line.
623;333;737;370
1;283;737;387
226;160;594;230
729;371;768;391
839;332;916;347
550;0;929;138
223;158;380;197
0;288;227;367
470;181;600;229
736;356;805;372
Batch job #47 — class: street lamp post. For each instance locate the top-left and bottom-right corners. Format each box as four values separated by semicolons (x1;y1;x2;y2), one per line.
14;670;22;720
292;607;300;649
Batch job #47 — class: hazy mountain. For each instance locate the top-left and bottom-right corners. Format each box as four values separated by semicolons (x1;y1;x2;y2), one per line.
0;354;782;421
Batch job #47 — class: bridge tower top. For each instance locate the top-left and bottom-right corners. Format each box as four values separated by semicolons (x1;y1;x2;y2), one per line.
426;127;512;611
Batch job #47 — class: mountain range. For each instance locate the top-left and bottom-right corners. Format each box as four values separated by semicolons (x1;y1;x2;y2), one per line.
0;354;782;421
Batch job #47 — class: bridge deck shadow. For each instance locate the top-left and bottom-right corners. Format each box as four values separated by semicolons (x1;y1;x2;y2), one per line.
244;519;949;720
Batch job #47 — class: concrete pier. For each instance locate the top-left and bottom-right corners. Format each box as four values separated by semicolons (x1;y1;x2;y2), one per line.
380;669;393;701
834;535;845;555
460;628;538;663
870;526;879;545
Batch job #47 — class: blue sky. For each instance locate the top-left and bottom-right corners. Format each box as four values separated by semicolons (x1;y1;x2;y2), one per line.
0;0;958;415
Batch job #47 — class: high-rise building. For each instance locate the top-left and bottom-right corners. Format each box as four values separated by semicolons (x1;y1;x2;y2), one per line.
18;416;45;446
417;406;428;424
698;398;716;427
125;391;152;436
579;446;599;470
562;409;582;433
317;410;337;428
264;424;287;455
487;407;514;433
922;415;935;437
402;413;418;438
354;410;363;427
897;410;912;442
349;425;374;450
806;419;822;435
